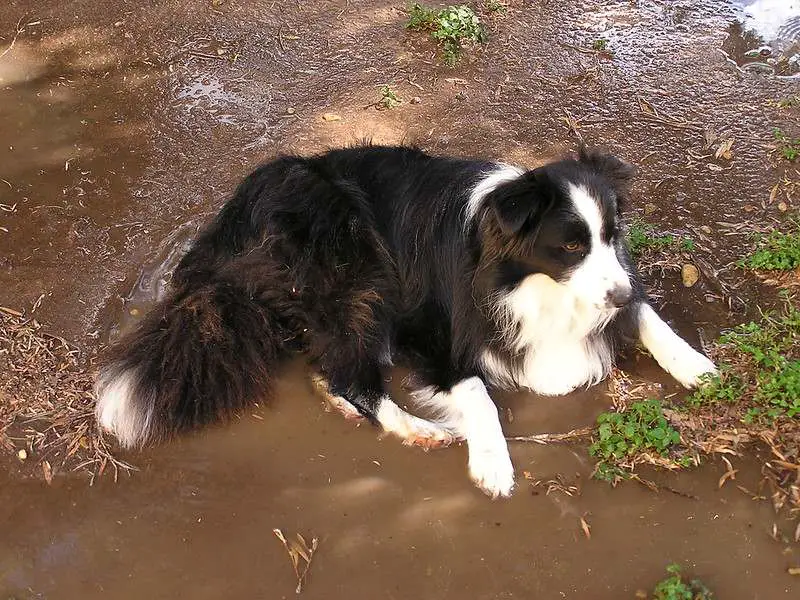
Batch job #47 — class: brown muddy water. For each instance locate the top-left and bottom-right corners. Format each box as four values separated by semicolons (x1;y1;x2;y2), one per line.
1;0;799;598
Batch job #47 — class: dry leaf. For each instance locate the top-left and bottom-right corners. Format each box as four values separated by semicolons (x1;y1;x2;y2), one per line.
788;567;800;576
274;528;319;594
321;113;341;122
714;138;734;160
769;183;780;204
42;460;53;484
718;467;738;488
579;516;591;540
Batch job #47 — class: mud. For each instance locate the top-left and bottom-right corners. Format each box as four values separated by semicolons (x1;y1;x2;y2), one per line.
1;0;799;598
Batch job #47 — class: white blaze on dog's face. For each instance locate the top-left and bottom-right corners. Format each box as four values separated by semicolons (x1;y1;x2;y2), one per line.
561;183;632;311
483;150;636;320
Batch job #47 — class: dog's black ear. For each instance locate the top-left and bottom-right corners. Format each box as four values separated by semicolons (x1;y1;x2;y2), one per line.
578;146;636;199
486;171;553;235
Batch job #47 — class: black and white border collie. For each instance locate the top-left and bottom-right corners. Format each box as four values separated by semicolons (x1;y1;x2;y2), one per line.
96;145;717;498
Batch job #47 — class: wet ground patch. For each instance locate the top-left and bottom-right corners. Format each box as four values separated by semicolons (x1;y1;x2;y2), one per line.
2;0;800;597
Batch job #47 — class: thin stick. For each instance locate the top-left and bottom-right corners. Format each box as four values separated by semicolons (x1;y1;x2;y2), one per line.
506;426;594;444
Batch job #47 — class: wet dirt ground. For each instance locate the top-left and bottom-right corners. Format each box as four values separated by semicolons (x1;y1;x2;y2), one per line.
1;0;799;597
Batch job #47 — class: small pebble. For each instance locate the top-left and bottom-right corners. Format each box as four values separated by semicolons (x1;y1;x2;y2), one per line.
682;263;700;287
286;107;296;115
18;449;27;460
410;96;422;104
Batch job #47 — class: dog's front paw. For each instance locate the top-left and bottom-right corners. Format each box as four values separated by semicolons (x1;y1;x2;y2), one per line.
468;445;515;499
670;349;718;389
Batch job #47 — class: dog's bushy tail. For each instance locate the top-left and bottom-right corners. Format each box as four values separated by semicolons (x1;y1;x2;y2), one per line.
95;282;288;448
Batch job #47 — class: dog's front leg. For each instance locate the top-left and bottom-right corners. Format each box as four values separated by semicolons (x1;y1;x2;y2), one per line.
636;303;718;388
423;377;515;498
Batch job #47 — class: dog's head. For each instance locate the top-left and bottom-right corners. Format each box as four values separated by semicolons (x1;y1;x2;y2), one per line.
480;148;635;313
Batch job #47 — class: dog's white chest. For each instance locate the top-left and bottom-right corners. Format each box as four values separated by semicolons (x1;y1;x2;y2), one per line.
481;274;615;396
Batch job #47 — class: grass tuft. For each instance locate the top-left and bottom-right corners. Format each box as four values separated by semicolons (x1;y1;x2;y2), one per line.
378;85;401;109
589;399;682;481
688;305;800;423
484;0;507;13
773;127;800;161
627;218;694;258
739;221;800;271
652;564;714;600
406;3;487;66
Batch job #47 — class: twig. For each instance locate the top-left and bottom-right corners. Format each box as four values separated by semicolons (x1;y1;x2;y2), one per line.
507;426;593;444
0;17;38;61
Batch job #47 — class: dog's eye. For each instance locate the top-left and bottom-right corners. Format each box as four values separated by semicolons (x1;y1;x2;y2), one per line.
562;241;583;252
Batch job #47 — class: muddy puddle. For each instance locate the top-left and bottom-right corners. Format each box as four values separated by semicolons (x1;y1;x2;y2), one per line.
722;0;800;77
2;0;799;598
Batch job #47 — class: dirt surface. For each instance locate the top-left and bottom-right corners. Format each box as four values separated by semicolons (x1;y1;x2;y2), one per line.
1;0;799;598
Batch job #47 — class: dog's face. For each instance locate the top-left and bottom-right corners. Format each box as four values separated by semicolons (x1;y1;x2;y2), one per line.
484;149;635;313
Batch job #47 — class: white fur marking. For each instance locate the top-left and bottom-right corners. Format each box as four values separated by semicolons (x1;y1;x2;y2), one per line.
486;273;615;395
638;304;718;388
376;397;454;446
464;163;524;225
413;378;514;498
564;184;631;310
95;369;152;448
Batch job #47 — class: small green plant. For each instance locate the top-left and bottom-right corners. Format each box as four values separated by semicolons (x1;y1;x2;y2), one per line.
652;564;714;600
740;222;800;271
590;37;614;58
378;85;401;109
627;218;694;258
776;95;800;109
773;127;800;161
689;306;800;422
406;3;487;66
484;0;506;12
589;399;681;477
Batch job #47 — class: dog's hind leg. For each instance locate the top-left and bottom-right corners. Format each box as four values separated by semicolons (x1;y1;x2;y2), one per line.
312;350;456;450
636;302;718;388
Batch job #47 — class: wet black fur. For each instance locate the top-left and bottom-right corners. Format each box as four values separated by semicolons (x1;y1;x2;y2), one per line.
102;145;645;443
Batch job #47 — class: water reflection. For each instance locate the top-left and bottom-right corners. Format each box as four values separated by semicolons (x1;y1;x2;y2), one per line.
723;0;800;76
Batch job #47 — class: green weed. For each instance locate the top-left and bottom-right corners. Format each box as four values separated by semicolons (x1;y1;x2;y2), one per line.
775;95;800;109
688;306;800;423
406;3;487;66
379;85;401;109
484;0;507;12
740;222;800;271
589;399;681;478
627;218;694;258
592;38;608;51
773;127;800;161
652;564;714;600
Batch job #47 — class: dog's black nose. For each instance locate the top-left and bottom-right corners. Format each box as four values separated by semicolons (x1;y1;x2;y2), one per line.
607;285;633;308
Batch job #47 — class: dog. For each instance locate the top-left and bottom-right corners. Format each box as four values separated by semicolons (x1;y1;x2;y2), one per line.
95;145;717;498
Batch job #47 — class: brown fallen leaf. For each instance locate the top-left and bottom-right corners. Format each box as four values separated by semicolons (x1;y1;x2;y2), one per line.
579;516;591;540
714;138;734;160
718;456;738;488
274;528;319;593
42;460;53;485
769;183;780;204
